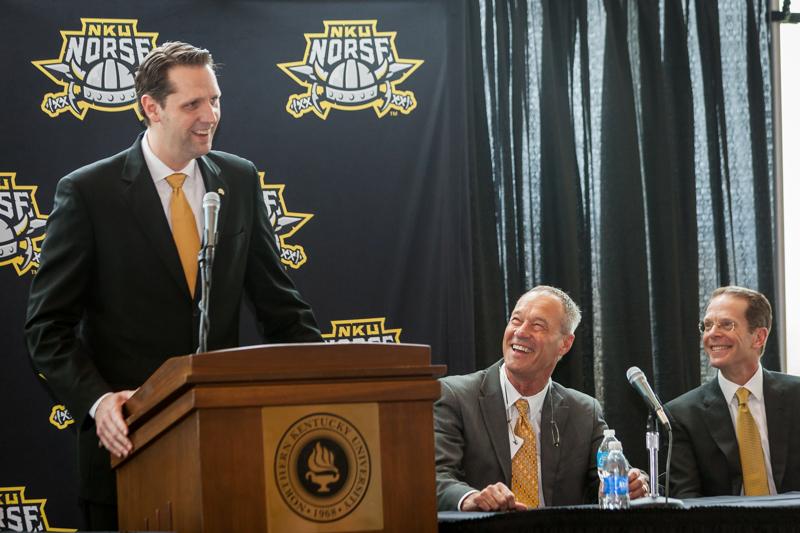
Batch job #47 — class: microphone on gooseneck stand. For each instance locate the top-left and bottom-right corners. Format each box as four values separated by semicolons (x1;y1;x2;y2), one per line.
625;366;684;508
626;366;670;430
197;191;221;354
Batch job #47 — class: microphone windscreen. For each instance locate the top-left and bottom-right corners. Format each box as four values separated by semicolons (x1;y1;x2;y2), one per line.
626;366;644;383
202;191;221;209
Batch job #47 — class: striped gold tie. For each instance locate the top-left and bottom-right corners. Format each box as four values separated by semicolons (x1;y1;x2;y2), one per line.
735;387;770;496
165;173;200;297
511;399;540;508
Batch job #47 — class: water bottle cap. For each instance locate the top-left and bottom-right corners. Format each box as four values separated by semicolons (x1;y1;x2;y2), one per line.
604;429;615;437
609;441;623;451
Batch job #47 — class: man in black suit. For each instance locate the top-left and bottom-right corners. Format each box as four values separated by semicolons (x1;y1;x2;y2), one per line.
434;286;648;511
667;286;800;498
25;42;321;530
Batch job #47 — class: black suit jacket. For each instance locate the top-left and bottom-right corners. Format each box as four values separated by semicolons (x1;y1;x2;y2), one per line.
666;369;800;498
434;360;606;510
25;134;321;503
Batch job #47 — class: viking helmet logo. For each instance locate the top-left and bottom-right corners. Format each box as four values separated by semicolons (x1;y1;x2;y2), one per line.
0;173;47;276
278;20;423;119
32;18;158;120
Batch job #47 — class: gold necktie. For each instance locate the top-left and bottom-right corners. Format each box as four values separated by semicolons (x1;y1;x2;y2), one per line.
165;173;200;297
511;399;540;508
735;387;770;496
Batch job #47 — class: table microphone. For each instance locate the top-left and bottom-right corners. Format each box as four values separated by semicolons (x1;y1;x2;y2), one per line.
626;366;671;430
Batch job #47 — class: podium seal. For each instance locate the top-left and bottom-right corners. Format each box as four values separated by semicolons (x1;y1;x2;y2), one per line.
275;412;371;523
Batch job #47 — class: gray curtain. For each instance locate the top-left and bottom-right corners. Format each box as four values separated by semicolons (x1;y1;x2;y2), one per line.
468;0;777;468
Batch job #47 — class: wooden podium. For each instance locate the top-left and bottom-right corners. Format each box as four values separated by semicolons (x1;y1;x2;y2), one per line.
112;343;445;532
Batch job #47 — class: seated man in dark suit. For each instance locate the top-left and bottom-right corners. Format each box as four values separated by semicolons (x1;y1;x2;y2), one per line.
666;286;800;498
434;285;648;511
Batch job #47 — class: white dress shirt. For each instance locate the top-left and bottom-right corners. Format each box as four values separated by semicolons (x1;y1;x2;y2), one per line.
141;130;206;236
717;365;777;495
458;365;550;510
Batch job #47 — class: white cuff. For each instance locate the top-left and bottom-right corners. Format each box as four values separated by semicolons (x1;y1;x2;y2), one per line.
458;489;479;511
89;392;113;419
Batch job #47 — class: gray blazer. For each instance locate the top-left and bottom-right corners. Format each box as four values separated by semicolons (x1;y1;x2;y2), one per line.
434;360;606;510
666;369;800;498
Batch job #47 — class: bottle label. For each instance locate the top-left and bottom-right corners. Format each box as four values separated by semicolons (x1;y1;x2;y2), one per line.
597;451;608;469
602;475;629;495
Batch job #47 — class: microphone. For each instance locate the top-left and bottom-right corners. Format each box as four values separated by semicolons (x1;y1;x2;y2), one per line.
196;192;220;354
626;366;671;430
201;192;221;248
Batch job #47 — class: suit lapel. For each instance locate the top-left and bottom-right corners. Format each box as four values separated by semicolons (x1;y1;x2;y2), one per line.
197;154;229;239
701;379;742;492
764;370;788;490
120;134;191;298
478;363;512;485
540;383;566;505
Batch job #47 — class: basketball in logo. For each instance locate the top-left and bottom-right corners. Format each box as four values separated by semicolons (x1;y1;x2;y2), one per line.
83;58;137;104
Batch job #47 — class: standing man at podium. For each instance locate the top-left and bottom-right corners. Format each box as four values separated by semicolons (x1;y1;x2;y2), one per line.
434;286;647;511
25;41;321;530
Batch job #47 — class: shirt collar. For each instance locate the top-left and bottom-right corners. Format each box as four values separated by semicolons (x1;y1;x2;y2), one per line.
499;363;551;414
142;130;198;183
718;363;764;404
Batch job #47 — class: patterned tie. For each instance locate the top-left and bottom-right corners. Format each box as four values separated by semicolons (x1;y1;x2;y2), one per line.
511;399;540;508
165;173;200;297
735;387;770;496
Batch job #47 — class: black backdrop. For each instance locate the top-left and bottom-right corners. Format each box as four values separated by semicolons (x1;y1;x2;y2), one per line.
1;1;471;529
0;0;780;530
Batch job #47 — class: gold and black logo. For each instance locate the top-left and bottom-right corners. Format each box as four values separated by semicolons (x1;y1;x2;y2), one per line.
322;317;401;344
275;413;370;523
0;173;47;276
49;404;74;430
260;173;313;269
0;487;74;532
32;18;158;120
278;20;423;119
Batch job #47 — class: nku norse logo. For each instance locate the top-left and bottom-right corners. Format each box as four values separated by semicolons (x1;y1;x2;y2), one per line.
32;18;158;120
322;317;402;344
0;173;47;276
260;173;313;269
0;487;72;532
49;404;74;430
278;20;423;119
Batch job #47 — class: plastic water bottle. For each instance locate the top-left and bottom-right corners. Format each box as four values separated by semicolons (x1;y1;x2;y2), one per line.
596;429;619;501
599;441;630;509
596;429;619;475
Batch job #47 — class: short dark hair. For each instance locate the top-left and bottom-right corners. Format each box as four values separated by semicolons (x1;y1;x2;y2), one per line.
135;41;215;125
710;285;772;333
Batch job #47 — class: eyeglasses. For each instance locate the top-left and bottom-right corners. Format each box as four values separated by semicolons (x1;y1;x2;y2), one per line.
698;319;737;333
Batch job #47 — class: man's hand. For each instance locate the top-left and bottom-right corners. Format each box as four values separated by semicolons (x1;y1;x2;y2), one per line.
461;482;528;512
628;468;650;500
95;390;135;458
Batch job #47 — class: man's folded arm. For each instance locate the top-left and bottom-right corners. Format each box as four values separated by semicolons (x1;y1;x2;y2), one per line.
582;397;607;503
434;379;479;510
242;162;321;342
665;408;704;498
